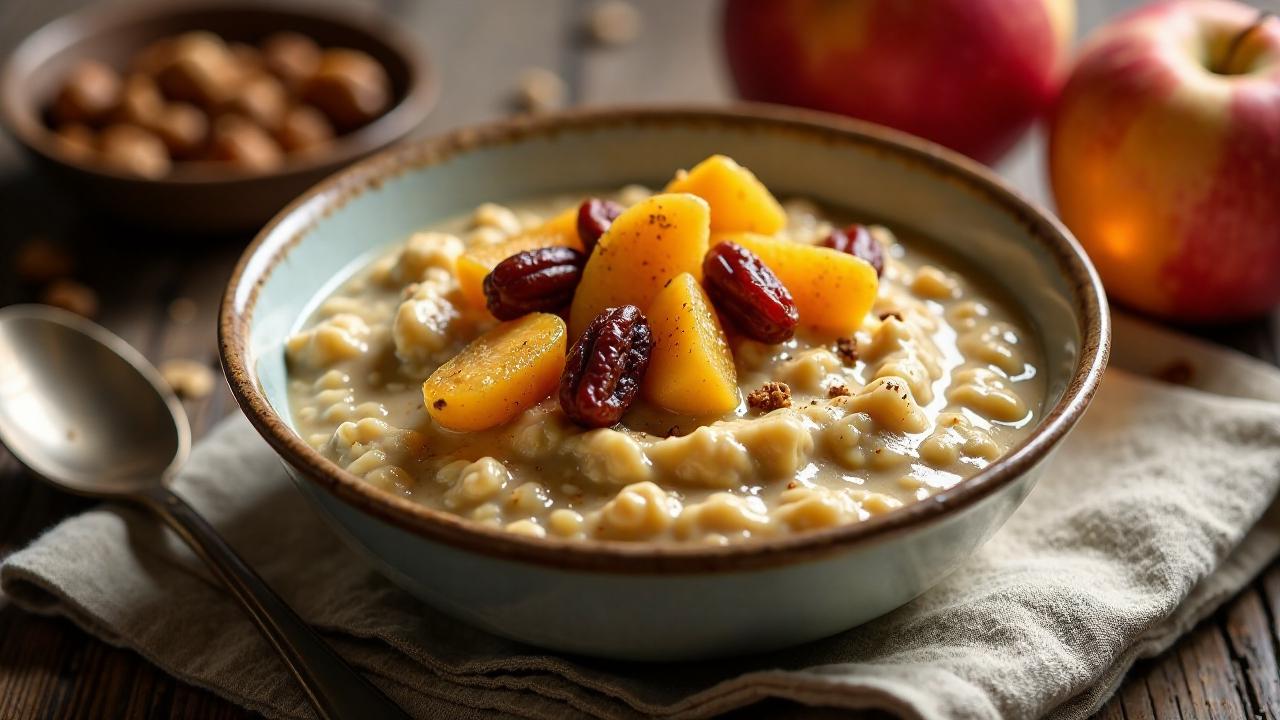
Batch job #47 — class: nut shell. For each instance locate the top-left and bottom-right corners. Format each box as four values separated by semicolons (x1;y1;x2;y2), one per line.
51;60;121;125
98;124;171;178
302;48;391;131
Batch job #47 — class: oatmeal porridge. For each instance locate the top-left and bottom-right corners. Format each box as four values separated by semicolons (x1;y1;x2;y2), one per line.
285;155;1044;544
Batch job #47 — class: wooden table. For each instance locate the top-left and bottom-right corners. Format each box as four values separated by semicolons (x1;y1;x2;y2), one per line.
1;1;1278;718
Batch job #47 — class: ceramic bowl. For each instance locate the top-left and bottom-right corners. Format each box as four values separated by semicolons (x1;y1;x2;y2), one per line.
220;106;1109;661
0;1;436;233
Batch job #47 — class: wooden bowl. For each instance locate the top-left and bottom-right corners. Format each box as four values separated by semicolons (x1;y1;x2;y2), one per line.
0;1;436;234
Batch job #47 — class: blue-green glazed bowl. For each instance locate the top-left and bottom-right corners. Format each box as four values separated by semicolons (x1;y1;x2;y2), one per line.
219;106;1109;661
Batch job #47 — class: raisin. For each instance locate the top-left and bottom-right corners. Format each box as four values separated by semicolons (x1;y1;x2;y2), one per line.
559;305;652;428
821;223;884;277
576;198;624;252
702;241;798;343
483;246;585;320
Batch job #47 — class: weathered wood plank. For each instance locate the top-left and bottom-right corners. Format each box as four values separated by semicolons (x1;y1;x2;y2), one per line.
1223;589;1280;719
1177;626;1253;720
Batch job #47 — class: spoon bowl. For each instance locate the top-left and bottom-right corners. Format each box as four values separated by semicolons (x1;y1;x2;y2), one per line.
0;305;188;497
0;303;410;719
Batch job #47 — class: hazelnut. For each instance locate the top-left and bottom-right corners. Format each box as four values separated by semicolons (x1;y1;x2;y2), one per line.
15;237;74;283
208;115;284;171
114;74;165;127
275;104;334;154
302;49;390;131
223;73;287;131
159;358;215;400
228;42;264;76
156;31;241;108
51;60;121;125
98;124;171;178
132;37;177;76
51;124;96;162
588;0;642;47
261;31;321;92
41;279;99;318
153;102;208;159
514;67;566;113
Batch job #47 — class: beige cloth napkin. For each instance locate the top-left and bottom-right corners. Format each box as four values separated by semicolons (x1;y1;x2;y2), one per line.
4;314;1280;720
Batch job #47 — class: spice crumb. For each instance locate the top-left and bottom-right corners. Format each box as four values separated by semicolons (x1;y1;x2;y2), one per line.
836;336;858;365
827;384;851;398
747;381;791;412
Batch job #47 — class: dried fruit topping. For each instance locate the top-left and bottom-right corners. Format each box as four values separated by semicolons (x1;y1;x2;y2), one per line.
482;246;585;320
821;223;884;277
576;198;624;252
559;305;652;428
701;241;798;343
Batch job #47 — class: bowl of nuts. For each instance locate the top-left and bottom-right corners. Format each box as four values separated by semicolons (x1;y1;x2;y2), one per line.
0;1;435;233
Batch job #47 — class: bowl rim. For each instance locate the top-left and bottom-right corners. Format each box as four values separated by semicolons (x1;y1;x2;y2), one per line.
218;104;1111;574
0;0;438;186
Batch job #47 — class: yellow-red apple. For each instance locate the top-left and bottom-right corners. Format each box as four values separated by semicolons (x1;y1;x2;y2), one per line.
1050;0;1280;321
722;0;1074;163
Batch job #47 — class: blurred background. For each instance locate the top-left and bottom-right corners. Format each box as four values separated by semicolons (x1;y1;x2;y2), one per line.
1;0;1278;718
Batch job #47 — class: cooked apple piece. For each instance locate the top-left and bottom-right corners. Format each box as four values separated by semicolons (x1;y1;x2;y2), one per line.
716;232;878;335
644;272;739;416
568;193;710;339
665;154;786;235
456;207;581;310
422;312;567;431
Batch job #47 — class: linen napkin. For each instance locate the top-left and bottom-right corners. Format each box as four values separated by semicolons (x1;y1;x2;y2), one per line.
4;313;1280;720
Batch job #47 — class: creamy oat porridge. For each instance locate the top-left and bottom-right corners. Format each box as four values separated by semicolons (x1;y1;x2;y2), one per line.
285;155;1044;544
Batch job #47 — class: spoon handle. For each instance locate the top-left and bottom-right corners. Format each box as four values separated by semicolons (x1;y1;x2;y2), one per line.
138;485;412;720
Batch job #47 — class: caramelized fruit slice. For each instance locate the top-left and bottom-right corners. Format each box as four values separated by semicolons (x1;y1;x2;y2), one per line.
715;232;878;335
665;154;786;235
457;207;582;311
422;312;567;431
644;272;739;416
568;193;710;339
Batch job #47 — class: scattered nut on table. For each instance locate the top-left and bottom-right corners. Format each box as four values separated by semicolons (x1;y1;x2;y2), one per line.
514;67;566;113
40;279;99;318
587;0;642;47
159;359;216;400
15;237;74;283
167;297;198;324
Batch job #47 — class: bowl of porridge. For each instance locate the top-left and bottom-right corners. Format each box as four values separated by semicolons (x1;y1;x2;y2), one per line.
220;106;1108;660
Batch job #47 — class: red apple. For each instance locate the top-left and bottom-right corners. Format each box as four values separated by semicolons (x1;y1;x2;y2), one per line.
722;0;1075;164
1049;0;1280;321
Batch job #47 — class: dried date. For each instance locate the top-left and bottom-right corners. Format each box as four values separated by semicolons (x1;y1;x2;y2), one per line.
559;305;651;428
483;246;585;320
821;223;884;277
576;198;624;252
702;241;798;343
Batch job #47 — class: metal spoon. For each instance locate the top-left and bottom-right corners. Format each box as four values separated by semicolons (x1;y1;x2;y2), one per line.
0;304;410;720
